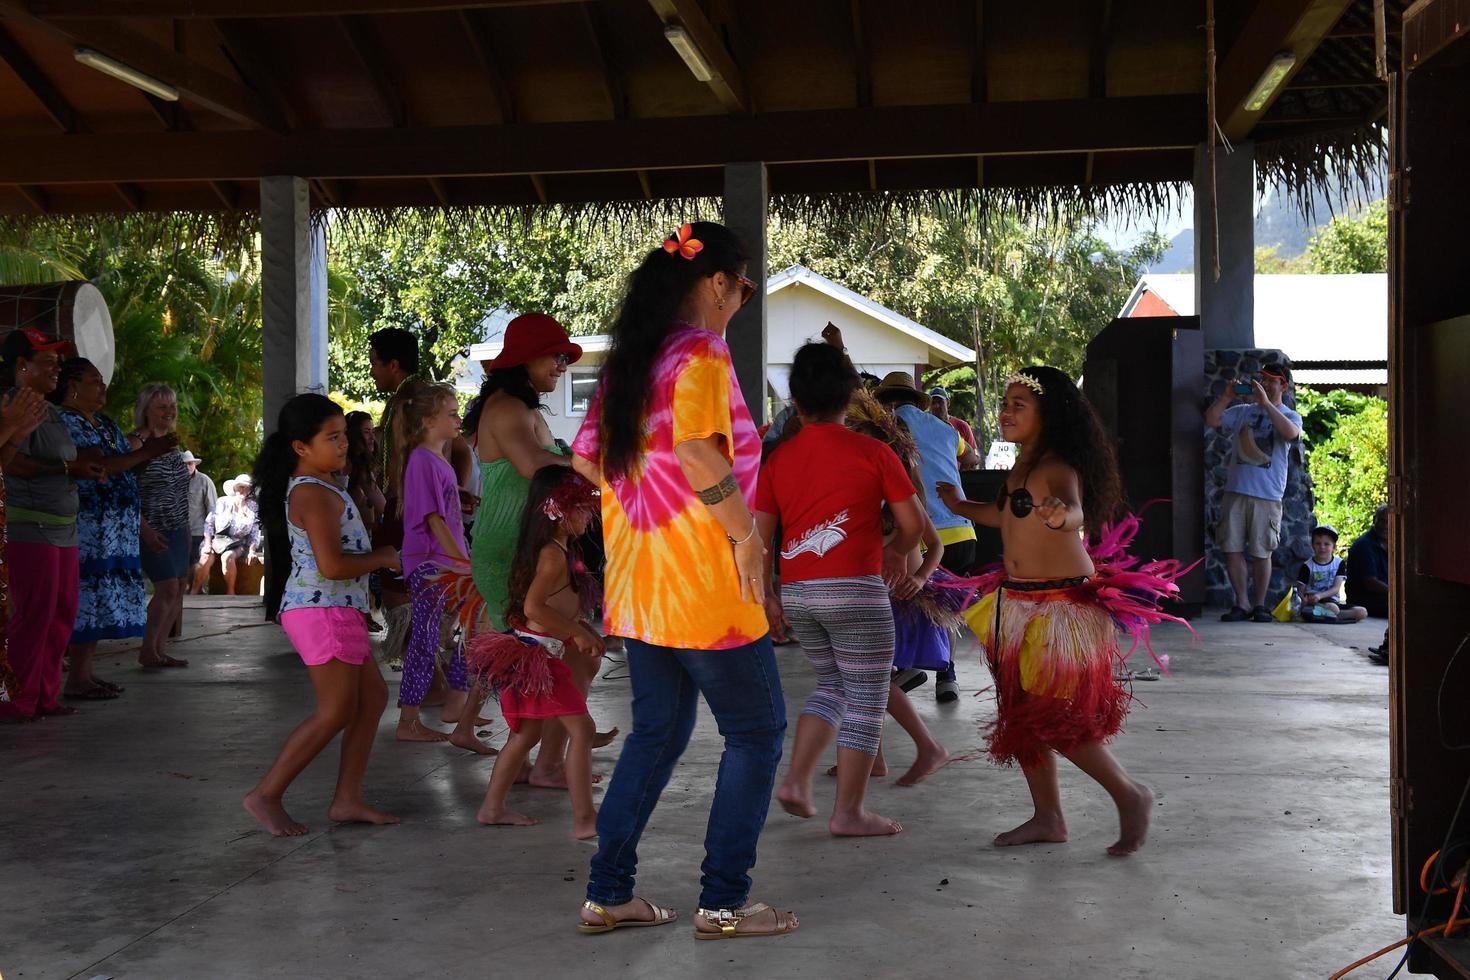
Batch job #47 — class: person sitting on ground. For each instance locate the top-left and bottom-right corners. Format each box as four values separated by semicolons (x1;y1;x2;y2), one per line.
1293;525;1367;623
1347;504;1390;620
183;451;217;593
928;387;980;467
195;475;263;595
1204;363;1302;623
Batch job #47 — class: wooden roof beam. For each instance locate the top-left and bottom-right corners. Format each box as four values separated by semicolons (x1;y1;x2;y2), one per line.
0;95;1205;184
16;184;49;213
213;18;304;130
528;173;548;203
850;0;871;108
0;23;80;132
971;0;987;103
31;0;586;15
208;179;238;209
458;9;516;123
1216;0;1356;141
580;2;625;119
112;181;142;209
427;176;450;206
647;0;747;113
0;3;285;129
1089;0;1113;99
339;15;410;127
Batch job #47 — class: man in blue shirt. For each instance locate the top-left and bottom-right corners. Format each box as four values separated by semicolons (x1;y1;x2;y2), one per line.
1204;364;1302;623
1347;505;1390;619
876;371;982;702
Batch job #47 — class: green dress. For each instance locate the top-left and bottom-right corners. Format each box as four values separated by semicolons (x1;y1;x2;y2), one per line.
471;446;564;631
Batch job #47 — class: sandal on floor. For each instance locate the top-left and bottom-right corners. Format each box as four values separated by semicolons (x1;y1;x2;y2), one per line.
577;898;678;935
97;678;125;693
63;686;120;701
139;654;189;669
693;902;799;940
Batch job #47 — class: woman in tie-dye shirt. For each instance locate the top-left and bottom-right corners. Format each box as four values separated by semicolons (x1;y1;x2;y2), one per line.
572;221;797;940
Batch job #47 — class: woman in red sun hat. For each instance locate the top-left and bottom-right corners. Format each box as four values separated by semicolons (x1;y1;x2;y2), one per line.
463;313;611;782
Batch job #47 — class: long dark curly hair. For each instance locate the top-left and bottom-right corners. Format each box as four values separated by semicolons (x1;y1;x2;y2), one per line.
1015;365;1123;530
462;364;540;437
597;221;748;480
505;465;588;628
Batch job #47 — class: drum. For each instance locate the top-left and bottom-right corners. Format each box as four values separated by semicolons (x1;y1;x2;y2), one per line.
0;282;115;383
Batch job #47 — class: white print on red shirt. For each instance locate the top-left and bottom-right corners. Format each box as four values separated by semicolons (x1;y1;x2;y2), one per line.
782;510;850;561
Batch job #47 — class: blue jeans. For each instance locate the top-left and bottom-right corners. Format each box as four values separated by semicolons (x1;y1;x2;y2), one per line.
587;634;786;911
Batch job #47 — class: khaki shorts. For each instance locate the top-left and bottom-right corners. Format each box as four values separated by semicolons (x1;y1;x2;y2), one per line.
1217;491;1283;559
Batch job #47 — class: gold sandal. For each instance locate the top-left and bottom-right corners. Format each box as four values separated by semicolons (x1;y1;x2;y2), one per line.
577;898;678;934
693;902;800;940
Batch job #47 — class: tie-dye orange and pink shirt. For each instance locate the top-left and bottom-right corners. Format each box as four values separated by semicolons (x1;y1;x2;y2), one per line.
572;324;768;651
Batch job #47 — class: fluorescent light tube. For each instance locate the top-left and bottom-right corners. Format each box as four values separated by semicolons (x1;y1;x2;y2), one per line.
1243;51;1296;112
664;24;713;82
75;47;179;102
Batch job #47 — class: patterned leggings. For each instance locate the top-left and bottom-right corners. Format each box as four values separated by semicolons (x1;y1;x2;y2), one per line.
782;575;895;755
399;563;468;707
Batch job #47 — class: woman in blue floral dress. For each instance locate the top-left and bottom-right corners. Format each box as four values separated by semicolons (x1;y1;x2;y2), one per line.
52;358;175;699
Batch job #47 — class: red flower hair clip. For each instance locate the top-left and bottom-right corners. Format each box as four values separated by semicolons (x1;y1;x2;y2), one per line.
541;471;600;523
662;223;704;260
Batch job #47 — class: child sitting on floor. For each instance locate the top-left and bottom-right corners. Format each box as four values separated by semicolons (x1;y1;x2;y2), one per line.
469;467;604;839
1294;525;1369;623
938;366;1187;856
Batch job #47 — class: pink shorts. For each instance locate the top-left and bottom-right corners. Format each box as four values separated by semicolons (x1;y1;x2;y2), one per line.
280;607;372;666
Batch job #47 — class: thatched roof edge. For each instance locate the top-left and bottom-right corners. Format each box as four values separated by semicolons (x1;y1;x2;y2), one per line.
1254;123;1388;218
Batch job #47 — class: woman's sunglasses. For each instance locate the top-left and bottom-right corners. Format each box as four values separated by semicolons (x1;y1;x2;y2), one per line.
735;274;758;308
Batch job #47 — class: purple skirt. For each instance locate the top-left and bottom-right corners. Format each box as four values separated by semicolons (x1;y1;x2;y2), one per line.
892;599;951;671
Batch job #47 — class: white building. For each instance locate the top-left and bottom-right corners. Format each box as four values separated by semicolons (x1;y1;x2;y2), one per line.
459;264;973;445
1119;273;1388;393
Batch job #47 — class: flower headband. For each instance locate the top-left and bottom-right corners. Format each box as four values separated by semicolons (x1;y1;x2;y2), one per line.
662;223;703;260
1004;372;1045;397
541;471;600;522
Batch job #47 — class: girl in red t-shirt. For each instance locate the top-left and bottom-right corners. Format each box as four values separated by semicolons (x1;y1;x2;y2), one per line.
756;343;924;837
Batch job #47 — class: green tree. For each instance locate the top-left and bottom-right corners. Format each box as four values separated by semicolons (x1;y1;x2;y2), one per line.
1305;198;1388;274
1305;393;1388;547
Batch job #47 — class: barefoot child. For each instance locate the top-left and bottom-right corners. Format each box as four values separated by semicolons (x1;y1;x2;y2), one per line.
390;380;491;752
469;467;604;839
839;390;952;787
759;343;924;837
937;366;1179;857
244;394;402;837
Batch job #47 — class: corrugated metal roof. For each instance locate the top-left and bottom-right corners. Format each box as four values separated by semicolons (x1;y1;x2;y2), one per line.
1119;273;1387;363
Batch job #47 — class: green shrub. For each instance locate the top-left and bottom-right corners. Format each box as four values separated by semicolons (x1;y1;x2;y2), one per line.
1299;386;1387;548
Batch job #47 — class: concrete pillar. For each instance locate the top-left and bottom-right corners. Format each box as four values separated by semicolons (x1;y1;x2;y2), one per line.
722;161;769;425
260;176;328;432
1193;140;1255;349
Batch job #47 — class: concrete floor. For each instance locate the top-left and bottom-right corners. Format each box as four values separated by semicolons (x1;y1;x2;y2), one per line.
1;597;1397;980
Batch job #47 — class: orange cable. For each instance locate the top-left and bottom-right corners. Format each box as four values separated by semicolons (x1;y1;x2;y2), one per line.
1330;852;1469;979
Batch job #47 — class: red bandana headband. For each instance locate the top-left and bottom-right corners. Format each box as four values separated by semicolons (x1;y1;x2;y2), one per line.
662;223;704;260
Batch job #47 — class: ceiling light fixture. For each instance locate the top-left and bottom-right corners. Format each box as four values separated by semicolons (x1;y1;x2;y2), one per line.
1243;51;1297;111
663;24;713;82
74;47;179;102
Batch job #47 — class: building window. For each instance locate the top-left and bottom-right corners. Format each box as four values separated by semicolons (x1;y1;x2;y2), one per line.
568;368;599;417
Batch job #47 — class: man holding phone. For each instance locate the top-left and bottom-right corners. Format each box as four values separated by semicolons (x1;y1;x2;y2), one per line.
1204;364;1302;622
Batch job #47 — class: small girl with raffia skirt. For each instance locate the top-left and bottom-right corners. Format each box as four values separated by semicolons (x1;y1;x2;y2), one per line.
466;466;605;839
390;380;491;752
936;366;1189;856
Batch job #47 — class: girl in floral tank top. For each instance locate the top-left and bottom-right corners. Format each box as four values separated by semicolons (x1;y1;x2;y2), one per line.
243;394;401;838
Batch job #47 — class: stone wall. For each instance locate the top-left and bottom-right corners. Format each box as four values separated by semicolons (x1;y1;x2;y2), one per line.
1203;349;1316;610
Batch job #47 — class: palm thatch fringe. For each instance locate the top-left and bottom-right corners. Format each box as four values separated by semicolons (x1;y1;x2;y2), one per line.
1255;123;1387;219
0;210;260;265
